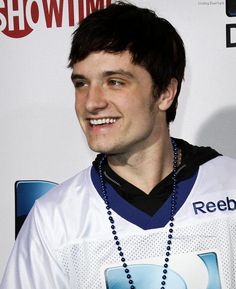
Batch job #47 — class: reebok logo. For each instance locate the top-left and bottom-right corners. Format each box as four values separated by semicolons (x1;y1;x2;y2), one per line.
193;196;236;215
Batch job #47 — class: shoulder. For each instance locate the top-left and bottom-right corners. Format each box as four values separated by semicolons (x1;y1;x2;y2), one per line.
202;155;236;167
38;166;93;206
27;166;103;249
200;155;236;179
176;156;236;221
35;165;98;217
193;155;236;194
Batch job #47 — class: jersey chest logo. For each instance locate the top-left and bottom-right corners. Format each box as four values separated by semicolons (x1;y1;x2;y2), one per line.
104;252;221;289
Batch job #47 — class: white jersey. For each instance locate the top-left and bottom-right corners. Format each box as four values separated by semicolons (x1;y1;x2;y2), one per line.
1;156;236;289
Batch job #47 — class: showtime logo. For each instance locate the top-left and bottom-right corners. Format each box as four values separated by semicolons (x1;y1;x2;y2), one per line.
0;0;111;38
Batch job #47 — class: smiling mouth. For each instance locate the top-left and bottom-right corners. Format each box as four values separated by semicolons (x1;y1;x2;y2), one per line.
89;118;117;126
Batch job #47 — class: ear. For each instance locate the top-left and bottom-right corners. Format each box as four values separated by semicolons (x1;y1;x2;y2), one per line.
157;78;178;111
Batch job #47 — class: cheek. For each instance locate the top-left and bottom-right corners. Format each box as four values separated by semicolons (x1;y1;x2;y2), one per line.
74;94;85;115
138;100;158;126
74;100;80;117
133;95;157;116
74;105;86;130
74;102;85;125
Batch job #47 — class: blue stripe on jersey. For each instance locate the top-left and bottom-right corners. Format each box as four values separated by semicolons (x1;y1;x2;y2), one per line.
91;166;198;230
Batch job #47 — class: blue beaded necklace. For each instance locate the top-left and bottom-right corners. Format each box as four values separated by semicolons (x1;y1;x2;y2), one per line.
98;138;178;289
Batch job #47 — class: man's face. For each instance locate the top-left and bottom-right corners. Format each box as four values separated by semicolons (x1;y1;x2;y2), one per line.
72;51;167;155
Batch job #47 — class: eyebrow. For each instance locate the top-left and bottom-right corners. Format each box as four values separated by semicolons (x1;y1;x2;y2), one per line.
71;69;135;82
71;73;85;82
102;69;135;79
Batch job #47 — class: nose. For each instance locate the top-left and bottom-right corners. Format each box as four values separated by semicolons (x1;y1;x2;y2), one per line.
85;84;108;113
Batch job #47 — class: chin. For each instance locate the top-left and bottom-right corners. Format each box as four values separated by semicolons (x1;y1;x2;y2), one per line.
88;144;110;154
88;144;120;155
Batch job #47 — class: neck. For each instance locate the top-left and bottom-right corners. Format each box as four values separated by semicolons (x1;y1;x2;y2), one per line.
107;135;174;195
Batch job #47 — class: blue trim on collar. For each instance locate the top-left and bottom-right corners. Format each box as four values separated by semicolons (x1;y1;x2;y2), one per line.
91;166;198;230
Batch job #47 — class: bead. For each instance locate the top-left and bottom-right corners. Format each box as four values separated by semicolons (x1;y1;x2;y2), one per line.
98;139;178;289
162;275;167;280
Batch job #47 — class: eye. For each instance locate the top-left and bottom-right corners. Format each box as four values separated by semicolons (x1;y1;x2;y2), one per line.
108;79;125;87
73;79;88;89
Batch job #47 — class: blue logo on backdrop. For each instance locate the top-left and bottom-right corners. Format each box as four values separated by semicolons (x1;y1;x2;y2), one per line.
226;0;236;47
105;252;221;289
15;180;58;217
226;0;236;16
15;180;58;238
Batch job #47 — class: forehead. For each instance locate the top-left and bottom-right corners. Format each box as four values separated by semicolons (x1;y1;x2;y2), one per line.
72;51;151;79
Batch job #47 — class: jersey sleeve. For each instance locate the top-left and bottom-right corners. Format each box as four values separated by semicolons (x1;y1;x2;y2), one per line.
0;202;69;289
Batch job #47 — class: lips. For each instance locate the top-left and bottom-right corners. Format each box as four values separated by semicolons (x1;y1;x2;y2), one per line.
89;118;117;125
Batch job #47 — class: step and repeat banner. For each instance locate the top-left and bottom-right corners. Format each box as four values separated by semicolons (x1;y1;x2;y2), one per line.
0;0;236;280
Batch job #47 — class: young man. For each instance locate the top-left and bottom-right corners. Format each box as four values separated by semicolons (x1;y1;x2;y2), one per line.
1;2;236;289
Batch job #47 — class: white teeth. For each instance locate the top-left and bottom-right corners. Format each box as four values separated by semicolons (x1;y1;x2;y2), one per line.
90;118;117;125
